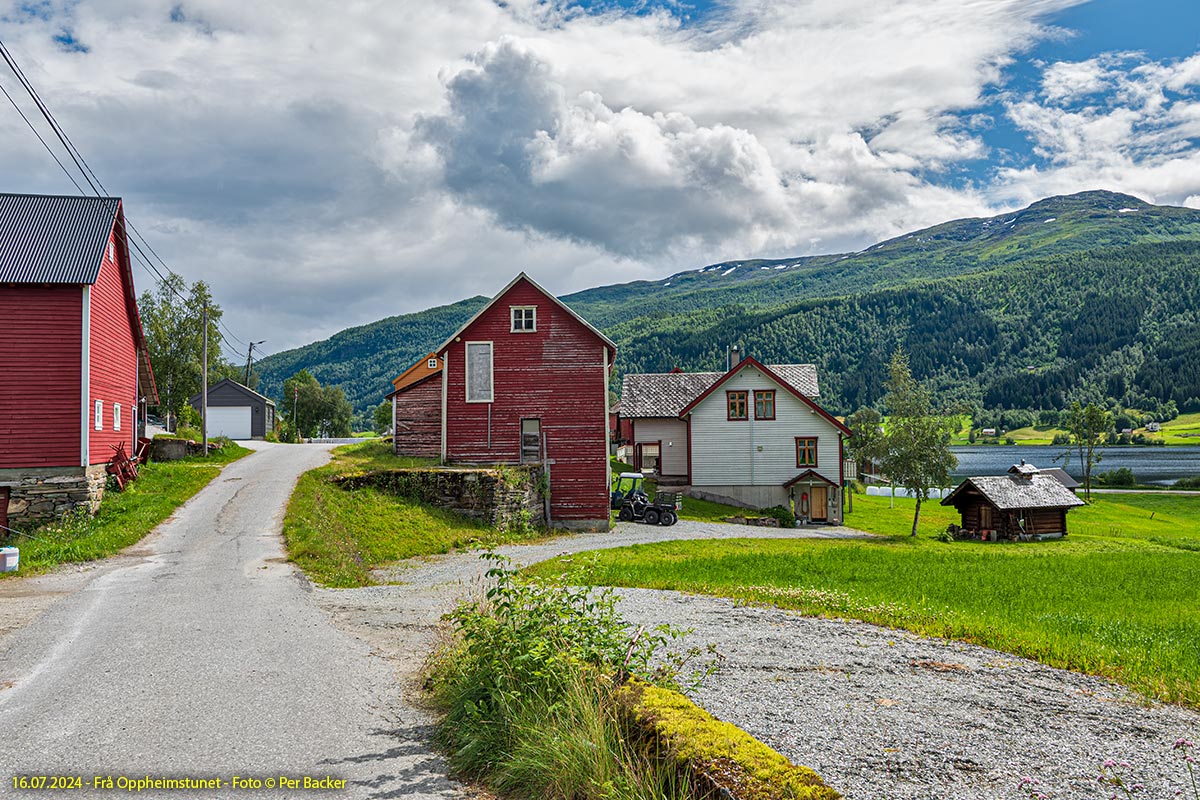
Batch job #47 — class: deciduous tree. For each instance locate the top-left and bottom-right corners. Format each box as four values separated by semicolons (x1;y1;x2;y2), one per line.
881;350;958;537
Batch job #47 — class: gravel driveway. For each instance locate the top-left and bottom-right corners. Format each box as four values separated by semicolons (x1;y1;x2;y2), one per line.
321;518;1200;800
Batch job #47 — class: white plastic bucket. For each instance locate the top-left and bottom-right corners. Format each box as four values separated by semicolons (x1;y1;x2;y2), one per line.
0;547;18;572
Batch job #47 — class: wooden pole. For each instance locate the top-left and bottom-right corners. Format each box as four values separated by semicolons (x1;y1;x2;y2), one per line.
201;299;208;452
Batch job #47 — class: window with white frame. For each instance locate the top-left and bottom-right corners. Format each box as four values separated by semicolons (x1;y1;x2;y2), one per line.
465;342;493;403
114;403;122;431
94;399;103;430
510;306;536;332
427;358;438;369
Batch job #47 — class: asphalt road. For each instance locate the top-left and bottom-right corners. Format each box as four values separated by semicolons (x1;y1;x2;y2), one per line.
0;442;460;800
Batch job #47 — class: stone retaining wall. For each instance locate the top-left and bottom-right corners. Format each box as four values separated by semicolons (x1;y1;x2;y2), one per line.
0;465;107;530
334;466;545;531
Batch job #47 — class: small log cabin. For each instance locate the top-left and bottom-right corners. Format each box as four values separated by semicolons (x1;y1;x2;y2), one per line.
0;193;157;528
389;274;616;530
941;463;1085;540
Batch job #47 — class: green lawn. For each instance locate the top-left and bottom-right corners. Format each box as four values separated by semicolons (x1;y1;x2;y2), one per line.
1157;412;1200;445
3;443;250;576
528;492;1200;706
282;440;545;587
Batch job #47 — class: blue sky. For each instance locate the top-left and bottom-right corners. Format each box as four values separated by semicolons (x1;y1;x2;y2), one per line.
1;0;1199;350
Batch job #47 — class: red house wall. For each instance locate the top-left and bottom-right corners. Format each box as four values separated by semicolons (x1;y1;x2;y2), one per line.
442;279;611;525
87;230;138;464
0;284;83;468
393;374;442;458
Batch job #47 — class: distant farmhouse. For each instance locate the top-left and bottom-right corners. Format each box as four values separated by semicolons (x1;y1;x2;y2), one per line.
389;274;615;530
0;193;157;529
618;347;850;524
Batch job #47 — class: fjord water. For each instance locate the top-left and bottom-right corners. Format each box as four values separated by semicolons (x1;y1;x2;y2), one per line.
950;445;1200;485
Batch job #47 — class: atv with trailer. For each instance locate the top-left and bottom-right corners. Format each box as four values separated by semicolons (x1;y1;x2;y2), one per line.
611;472;680;526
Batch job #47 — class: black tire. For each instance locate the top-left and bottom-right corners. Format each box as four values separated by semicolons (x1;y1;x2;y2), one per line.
643;509;660;525
659;510;677;526
618;507;634;522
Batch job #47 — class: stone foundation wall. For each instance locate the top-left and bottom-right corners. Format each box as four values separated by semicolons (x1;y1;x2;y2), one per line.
0;465;107;530
334;466;545;532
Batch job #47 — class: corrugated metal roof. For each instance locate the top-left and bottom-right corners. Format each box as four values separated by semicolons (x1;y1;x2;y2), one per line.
0;193;119;284
619;364;820;418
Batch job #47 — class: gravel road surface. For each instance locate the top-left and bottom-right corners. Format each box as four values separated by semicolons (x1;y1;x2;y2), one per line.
325;519;1200;800
0;442;460;800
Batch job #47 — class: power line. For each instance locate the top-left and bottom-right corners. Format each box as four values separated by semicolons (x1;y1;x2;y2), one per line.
0;36;271;366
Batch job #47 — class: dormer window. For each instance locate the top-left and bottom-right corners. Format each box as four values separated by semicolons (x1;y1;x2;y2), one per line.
511;306;537;333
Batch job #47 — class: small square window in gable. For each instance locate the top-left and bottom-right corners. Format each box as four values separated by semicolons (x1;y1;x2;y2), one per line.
511;306;537;333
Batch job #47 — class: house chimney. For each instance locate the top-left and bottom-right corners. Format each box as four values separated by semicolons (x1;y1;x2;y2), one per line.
728;345;742;371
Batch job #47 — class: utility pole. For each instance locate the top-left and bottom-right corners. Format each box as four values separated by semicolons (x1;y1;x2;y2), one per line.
292;385;299;439
243;340;265;386
202;299;208;453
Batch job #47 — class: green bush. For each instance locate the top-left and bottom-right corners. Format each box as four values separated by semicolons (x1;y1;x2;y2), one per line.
263;430;279;443
427;554;710;799
1097;467;1137;487
760;505;796;528
174;425;202;442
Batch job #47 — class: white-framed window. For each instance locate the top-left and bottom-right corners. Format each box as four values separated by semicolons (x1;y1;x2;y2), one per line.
113;403;122;431
465;341;494;403
94;399;103;430
427;358;438;369
510;306;536;332
108;241;115;262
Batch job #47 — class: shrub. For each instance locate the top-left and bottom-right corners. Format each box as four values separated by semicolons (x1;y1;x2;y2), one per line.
174;425;202;442
428;554;713;799
263;430;279;443
1174;475;1200;489
760;505;797;528
1097;467;1137;487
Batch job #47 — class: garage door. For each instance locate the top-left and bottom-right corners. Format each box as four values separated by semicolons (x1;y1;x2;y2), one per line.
208;406;252;440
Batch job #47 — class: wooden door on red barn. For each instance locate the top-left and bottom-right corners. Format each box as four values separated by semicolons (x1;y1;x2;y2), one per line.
0;487;8;533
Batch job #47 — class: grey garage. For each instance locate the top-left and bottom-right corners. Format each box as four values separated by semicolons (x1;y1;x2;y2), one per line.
189;379;276;440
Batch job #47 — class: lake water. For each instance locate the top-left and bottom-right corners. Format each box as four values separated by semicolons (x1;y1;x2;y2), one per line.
950;445;1200;485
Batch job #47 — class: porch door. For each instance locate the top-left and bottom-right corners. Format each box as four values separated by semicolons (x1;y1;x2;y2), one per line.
810;485;828;521
521;419;542;463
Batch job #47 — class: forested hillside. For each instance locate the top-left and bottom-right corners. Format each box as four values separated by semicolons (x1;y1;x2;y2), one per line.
256;191;1200;417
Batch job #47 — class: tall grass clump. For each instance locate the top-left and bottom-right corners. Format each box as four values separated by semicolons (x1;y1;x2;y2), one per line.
426;554;707;800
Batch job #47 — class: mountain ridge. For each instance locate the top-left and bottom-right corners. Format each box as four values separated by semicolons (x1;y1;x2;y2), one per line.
256;190;1200;416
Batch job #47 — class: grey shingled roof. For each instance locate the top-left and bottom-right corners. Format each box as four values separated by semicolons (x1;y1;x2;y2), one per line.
619;364;820;418
0;193;119;284
943;473;1085;511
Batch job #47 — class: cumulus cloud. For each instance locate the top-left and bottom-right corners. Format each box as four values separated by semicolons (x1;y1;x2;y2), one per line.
995;49;1200;207
14;0;1200;355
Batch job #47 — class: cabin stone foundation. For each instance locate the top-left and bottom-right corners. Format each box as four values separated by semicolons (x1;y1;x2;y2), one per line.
0;465;107;529
334;466;546;532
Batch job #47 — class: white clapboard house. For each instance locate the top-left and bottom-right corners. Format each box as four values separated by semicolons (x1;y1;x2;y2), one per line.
618;353;849;523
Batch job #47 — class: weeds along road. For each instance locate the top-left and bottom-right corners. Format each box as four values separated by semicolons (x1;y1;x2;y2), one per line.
0;442;461;800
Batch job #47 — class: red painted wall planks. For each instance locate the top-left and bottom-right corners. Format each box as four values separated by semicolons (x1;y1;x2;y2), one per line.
0;283;83;468
442;277;611;523
87;231;139;465
393;374;442;458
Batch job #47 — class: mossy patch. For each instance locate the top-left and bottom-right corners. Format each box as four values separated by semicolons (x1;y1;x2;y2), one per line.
618;679;840;800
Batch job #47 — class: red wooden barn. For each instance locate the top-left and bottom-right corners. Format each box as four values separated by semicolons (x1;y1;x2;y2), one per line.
0;193;157;529
394;273;616;530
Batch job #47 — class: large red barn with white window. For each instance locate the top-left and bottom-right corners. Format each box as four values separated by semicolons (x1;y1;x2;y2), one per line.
0;193;157;529
429;273;615;530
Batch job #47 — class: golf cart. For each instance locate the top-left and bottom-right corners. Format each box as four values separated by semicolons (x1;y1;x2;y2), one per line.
611;472;680;526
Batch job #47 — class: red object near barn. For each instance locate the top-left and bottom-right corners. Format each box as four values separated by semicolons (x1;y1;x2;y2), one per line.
393;273;616;530
0;193;158;527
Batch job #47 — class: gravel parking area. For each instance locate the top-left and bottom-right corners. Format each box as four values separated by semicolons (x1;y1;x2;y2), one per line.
316;520;1200;800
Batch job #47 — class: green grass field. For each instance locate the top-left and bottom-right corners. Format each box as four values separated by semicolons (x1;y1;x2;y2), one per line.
3;443;250;576
529;492;1200;706
1157;412;1200;445
283;440;545;587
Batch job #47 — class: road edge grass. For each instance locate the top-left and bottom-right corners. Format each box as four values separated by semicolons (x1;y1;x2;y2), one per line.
2;442;250;577
282;440;549;588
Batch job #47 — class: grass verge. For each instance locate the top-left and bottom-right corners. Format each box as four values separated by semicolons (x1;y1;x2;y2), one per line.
427;555;838;800
2;443;249;576
528;492;1200;707
282;440;545;587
